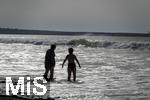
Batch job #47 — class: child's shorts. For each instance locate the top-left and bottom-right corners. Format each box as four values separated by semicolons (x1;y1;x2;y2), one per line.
68;63;76;70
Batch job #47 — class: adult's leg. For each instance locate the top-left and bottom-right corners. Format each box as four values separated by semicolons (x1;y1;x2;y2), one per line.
44;68;49;76
44;63;49;79
50;67;54;80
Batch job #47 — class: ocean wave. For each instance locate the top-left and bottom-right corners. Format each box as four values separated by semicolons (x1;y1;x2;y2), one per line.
0;38;150;50
0;38;53;45
67;39;150;50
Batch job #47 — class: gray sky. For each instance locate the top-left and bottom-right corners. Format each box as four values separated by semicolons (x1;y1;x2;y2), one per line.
0;0;150;32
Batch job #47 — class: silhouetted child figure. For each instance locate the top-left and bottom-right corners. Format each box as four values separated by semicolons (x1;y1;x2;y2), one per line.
62;48;81;82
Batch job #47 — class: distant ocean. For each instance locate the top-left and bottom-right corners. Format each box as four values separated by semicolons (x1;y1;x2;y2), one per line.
0;34;150;100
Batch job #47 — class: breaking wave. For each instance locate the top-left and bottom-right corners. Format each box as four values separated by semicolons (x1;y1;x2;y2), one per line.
67;39;150;49
67;39;150;50
0;38;150;50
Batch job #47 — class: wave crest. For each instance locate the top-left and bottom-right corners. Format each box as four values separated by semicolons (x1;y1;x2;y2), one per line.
0;38;150;50
67;39;150;50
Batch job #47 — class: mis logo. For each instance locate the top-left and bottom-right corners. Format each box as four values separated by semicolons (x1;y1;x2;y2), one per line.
6;76;49;96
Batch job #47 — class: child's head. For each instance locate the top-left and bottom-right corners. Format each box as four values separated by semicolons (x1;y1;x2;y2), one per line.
68;48;73;54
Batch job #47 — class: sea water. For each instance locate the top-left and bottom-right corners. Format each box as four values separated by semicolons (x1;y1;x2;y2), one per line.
0;34;150;100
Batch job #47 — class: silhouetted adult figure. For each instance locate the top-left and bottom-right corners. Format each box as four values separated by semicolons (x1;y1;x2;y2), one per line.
44;44;56;81
62;48;81;82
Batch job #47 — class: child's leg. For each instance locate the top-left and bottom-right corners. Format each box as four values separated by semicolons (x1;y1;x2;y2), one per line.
73;68;76;82
67;67;71;81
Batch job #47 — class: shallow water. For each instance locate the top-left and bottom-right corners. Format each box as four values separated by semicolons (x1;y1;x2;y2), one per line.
0;42;150;100
52;47;150;100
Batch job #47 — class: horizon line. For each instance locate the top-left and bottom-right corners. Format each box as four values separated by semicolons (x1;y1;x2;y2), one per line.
0;27;148;34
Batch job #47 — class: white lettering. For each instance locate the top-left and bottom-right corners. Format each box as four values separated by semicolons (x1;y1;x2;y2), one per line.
33;77;47;95
6;77;24;95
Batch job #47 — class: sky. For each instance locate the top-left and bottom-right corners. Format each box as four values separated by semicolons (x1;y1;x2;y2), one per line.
0;0;150;33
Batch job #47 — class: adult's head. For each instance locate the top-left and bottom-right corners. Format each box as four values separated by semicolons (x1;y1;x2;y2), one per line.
51;44;56;50
68;48;73;54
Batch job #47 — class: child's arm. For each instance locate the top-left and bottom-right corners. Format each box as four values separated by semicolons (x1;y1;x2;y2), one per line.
62;55;68;68
75;55;81;68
